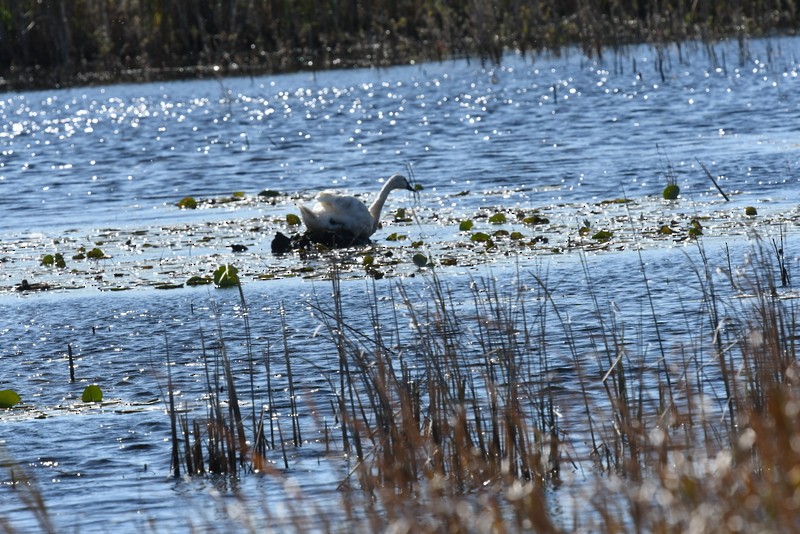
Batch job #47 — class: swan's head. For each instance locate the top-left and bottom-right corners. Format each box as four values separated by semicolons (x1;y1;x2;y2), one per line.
386;173;416;193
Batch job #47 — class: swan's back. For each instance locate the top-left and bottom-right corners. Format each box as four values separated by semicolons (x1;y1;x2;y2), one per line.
300;191;374;239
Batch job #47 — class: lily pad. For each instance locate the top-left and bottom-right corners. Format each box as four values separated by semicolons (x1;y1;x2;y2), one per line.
41;253;66;268
82;384;103;402
745;206;757;216
394;208;412;222
591;230;614;242
0;389;21;408
213;264;240;288
470;232;491;242
86;247;106;259
489;213;507;224
412;253;428;268
523;215;550;225
662;184;680;200
177;196;198;209
286;213;301;226
459;220;474;231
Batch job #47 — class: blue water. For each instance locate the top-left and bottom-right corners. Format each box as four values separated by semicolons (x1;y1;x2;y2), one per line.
2;37;799;236
2;36;800;531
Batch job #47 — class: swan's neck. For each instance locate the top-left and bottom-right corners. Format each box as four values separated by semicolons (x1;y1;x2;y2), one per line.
368;181;396;233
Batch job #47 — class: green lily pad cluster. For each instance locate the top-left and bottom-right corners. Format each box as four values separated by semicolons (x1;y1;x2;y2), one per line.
177;191;264;210
41;253;66;268
458;209;550;251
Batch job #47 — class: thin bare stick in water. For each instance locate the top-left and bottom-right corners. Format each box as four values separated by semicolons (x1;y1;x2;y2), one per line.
696;158;730;201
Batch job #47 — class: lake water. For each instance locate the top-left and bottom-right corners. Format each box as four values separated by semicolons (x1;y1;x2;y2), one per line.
1;36;800;531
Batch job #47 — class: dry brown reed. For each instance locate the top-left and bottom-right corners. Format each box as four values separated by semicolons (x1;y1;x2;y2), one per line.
156;235;800;531
5;234;800;532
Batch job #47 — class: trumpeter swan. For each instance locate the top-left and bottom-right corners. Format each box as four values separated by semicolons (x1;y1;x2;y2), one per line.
299;174;415;245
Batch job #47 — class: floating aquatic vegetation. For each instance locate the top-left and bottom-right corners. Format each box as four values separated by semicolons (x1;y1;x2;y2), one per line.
86;247;106;260
286;213;301;226
470;231;491;242
154;283;183;290
177;196;198;209
213;264;240;287
258;190;281;198
0;390;21;408
592;230;614;242
41;253;66;268
663;184;680;200
746;206;758;216
522;213;550;225
394;207;412;222
689;220;703;237
81;385;103;403
412;253;429;268
659;144;680;200
489;213;507;224
0;188;788;295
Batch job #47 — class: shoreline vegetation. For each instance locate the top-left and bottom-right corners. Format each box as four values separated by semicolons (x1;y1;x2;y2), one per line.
158;239;800;532
7;236;798;532
1;0;799;92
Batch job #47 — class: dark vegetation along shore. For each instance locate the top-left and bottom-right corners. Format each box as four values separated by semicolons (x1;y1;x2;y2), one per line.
1;0;799;91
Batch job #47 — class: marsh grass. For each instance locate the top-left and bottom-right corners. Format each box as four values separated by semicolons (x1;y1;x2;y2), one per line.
5;233;799;532
3;0;800;90
150;232;800;532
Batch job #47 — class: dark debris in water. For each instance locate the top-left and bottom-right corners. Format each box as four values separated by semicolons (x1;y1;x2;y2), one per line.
271;230;372;254
0;192;795;296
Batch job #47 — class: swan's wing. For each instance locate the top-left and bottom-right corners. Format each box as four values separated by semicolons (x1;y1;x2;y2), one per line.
299;205;320;228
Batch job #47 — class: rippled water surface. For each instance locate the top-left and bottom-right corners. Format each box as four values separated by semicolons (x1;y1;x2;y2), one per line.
2;36;800;531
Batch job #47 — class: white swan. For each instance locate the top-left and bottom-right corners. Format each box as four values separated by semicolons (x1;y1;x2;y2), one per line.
299;174;415;245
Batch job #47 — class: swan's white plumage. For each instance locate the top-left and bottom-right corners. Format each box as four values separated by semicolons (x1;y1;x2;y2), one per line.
299;174;414;242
